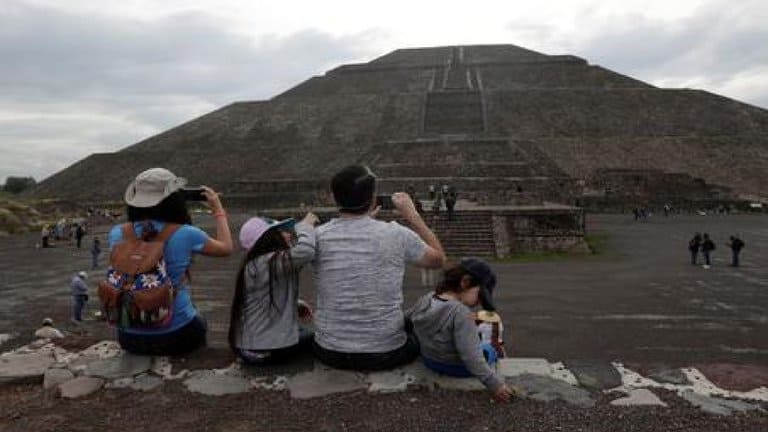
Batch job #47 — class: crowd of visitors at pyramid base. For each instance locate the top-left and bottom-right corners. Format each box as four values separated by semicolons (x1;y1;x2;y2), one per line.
41;165;514;403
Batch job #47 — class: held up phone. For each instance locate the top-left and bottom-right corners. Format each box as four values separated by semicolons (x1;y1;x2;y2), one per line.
182;187;206;202
376;194;394;210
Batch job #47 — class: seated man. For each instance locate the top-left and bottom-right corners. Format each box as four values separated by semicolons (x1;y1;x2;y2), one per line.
312;165;445;370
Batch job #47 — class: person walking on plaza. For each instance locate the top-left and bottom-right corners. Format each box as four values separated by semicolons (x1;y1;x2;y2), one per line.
428;184;436;201
41;225;51;248
90;237;101;269
75;224;86;248
688;232;702;265
728;235;745;267
701;233;715;268
445;186;457;221
70;271;89;324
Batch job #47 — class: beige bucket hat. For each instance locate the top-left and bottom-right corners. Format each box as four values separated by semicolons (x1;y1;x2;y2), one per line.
124;168;187;208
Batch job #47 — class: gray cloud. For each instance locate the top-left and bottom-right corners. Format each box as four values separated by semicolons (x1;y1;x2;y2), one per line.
507;0;768;109
0;1;379;180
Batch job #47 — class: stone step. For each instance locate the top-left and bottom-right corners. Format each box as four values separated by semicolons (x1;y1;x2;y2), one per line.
423;91;485;134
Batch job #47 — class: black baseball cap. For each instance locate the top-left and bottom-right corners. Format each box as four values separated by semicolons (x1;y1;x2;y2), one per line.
460;257;497;311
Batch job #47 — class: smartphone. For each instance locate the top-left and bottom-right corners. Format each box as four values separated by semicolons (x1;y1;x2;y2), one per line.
376;194;394;210
182;187;206;201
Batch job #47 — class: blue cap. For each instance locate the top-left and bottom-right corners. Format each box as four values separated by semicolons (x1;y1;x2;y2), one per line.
460;257;497;311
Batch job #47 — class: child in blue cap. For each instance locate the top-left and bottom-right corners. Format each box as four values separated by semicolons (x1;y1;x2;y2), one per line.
407;258;514;402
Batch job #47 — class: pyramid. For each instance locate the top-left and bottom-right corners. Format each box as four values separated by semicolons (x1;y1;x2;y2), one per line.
33;44;768;208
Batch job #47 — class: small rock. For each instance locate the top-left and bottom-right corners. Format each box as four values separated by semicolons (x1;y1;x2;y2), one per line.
287;369;367;399
0;351;56;384
59;376;104;398
508;374;595;408
130;373;163;392
564;360;622;390
84;353;152;379
610;389;668;407
497;358;552;378
368;371;411;393
648;367;691;386
183;370;250;396
43;368;75;389
680;390;764;416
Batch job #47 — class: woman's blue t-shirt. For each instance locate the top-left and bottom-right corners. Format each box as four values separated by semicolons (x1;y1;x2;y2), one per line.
108;221;209;335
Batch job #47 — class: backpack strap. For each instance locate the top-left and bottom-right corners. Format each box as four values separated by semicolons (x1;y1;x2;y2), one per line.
121;223;137;241
154;223;181;243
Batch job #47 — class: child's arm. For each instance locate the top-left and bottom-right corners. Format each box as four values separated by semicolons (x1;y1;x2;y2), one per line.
453;310;505;393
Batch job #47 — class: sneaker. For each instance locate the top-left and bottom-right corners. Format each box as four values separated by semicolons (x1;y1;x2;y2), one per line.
702;265;711;269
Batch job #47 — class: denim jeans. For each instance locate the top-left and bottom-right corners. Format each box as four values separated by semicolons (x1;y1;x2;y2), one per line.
421;343;498;377
71;295;87;321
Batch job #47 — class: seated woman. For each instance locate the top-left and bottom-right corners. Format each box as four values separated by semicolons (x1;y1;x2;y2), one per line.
228;213;318;365
407;259;514;402
105;168;233;356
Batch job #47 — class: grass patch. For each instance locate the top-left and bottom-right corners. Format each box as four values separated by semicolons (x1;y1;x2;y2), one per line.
491;233;611;263
584;233;609;255
497;250;573;263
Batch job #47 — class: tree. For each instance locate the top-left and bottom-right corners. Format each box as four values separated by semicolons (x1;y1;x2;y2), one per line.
3;176;36;194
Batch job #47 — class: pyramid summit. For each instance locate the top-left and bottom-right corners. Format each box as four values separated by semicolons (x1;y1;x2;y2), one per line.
34;44;768;208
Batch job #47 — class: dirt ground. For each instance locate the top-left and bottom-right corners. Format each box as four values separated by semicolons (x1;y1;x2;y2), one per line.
1;381;767;432
1;212;767;430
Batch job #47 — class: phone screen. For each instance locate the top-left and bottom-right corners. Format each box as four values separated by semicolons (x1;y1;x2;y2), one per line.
182;187;206;201
376;194;394;210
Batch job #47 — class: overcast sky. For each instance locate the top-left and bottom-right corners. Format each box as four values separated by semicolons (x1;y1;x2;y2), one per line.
1;0;767;182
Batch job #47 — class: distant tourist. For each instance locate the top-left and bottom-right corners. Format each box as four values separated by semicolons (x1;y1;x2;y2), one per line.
632;208;640;221
701;233;715;268
70;271;89;324
445;186;457;221
432;192;442;214
311;165;445;370
75;224;86;248
663;204;671;217
406;185;423;213
688;232;702;265
228;213;318;366
428;184;436;201
90;237;101;269
728;235;745;267
407;260;513;402
41;225;51;248
34;318;64;339
100;168;233;356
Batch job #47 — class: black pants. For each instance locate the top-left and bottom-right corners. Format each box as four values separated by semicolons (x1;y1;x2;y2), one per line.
118;315;207;356
236;328;314;366
313;332;419;371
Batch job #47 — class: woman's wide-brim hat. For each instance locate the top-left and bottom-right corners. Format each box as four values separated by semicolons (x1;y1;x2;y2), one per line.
124;168;187;208
239;217;296;250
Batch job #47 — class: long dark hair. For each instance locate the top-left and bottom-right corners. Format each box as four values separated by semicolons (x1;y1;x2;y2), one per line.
228;228;295;351
126;191;192;225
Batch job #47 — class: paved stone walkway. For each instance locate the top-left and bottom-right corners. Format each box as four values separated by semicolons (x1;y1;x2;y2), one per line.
1;339;765;416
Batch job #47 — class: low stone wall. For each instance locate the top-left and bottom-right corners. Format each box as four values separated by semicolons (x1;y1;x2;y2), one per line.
491;208;586;256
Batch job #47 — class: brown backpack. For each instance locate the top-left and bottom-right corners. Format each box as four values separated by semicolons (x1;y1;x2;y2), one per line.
98;223;180;329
